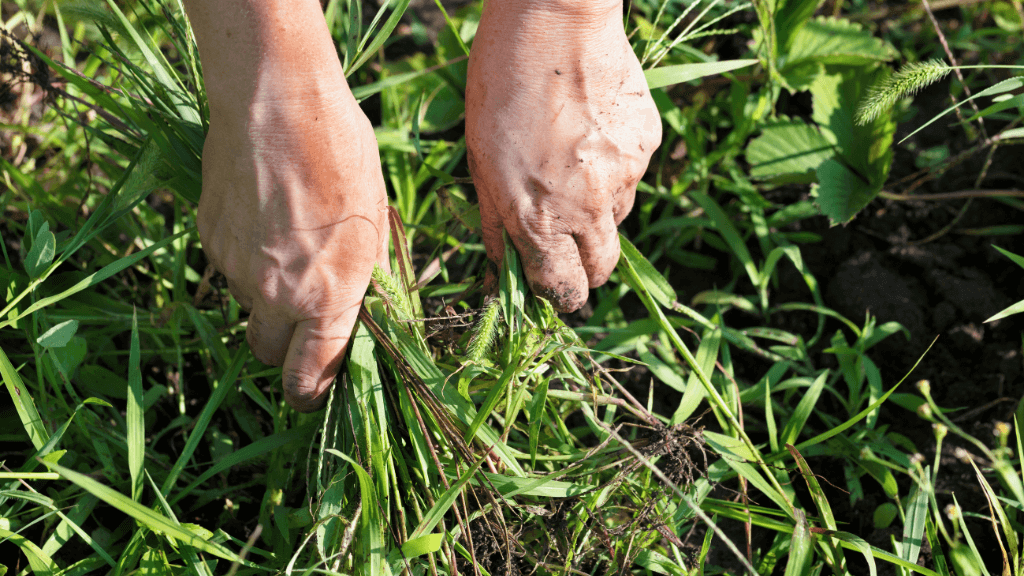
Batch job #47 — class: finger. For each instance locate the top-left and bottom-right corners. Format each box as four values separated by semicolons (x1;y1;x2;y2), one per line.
281;313;357;413
475;173;506;297
612;180;638;225
226;278;253;311
509;226;589;313
246;301;294;366
575;215;621;288
376;215;391;272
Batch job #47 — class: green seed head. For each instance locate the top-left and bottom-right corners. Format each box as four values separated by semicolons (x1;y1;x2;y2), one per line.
856;60;952;125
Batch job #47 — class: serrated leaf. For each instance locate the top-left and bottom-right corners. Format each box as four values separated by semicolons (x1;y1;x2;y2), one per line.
814;158;879;224
746;117;834;180
775;0;826;54
780;60;825;92
810;67;895;223
36;320;80;348
785;17;894;69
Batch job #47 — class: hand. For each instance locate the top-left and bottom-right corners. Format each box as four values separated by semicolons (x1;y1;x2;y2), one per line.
465;0;662;312
190;3;389;411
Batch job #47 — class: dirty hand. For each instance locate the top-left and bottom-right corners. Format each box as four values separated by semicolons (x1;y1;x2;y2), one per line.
465;0;662;312
187;0;388;412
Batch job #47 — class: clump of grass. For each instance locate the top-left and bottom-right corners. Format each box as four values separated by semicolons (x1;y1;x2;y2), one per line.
855;59;952;125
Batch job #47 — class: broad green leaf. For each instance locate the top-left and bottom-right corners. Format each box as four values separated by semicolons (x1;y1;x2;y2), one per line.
127;309;144;502
476;472;588;498
317;477;347;558
400;533;443;557
775;0;825;54
24;224;56;279
634;548;684;574
645;59;758;89
873;502;898;529
814;158;879;225
36;320;79;348
746;117;834;180
810;66;896;223
986;299;1024;323
785;17;894;69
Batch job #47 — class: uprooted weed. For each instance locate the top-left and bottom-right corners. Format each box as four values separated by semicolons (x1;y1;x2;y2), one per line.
309;247;714;573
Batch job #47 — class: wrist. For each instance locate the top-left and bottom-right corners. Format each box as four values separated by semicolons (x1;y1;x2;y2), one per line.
501;0;622;21
185;0;353;117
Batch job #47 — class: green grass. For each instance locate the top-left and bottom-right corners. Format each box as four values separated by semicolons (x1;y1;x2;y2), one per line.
1;0;1023;574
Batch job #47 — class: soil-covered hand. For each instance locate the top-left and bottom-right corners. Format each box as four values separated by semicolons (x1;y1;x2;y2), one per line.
465;0;662;312
188;0;388;412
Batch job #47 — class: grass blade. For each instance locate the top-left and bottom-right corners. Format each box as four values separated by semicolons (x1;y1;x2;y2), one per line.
784;508;813;576
44;462;248;564
161;344;250;496
0;527;59;575
779;370;827;446
0;344;49;450
127;308;144;502
408;456;485;541
645;59;758;89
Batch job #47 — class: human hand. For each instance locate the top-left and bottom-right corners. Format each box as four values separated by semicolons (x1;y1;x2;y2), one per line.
195;32;388;412
465;0;661;312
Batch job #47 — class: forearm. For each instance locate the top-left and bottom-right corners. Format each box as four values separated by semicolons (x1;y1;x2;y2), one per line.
182;0;354;122
493;0;622;25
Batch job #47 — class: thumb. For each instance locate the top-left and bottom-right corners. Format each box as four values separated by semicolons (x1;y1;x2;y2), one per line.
281;312;357;413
